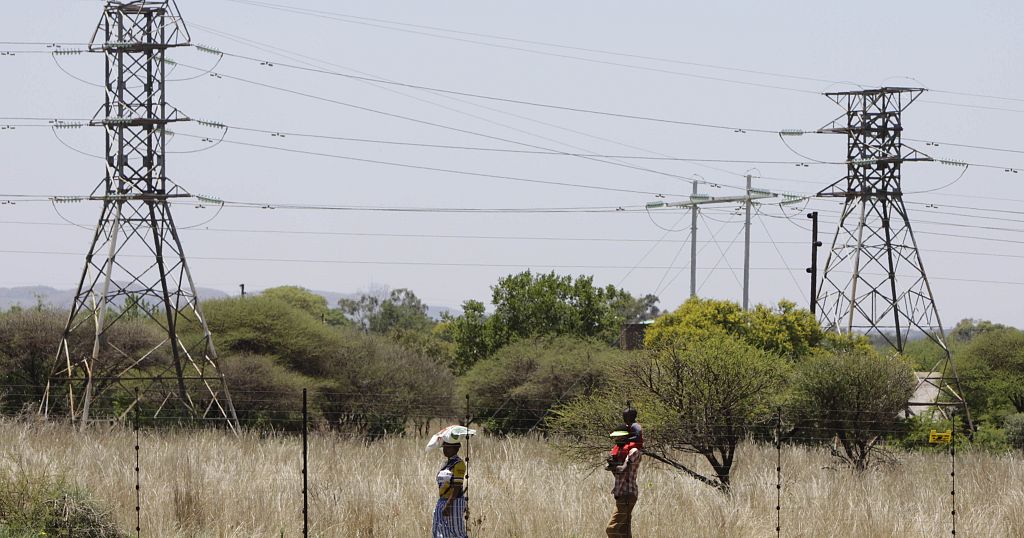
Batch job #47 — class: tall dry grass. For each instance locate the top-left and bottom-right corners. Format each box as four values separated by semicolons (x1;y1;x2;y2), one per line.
2;419;1022;537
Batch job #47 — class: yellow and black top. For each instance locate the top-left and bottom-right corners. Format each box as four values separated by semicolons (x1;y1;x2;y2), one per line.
436;456;466;498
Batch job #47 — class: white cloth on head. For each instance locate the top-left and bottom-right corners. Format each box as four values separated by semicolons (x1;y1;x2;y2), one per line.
426;425;477;451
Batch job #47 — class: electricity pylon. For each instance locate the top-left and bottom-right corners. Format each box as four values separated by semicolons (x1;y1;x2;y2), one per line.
41;0;238;430
814;87;970;426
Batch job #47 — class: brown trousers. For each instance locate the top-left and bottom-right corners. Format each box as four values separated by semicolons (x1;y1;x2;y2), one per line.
606;495;638;537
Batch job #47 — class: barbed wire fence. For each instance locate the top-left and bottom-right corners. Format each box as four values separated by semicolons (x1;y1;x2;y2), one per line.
0;385;968;536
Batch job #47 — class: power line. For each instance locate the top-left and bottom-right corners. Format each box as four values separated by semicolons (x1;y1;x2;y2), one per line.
203;121;823;165
904;137;1024;156
15;187;1024;234
218;0;1024;111
0;50;71;55
187;23;764;192
201;48;788;135
904;200;1024;217
224;3;836;87
0;41;90;46
180;62;726;191
761;202;1024;241
803;203;1024;235
6;247;1024;285
168;131;690;197
0;248;804;270
217;0;821;96
0;219;808;244
0;116;93;122
183;27;1024;187
189;22;860;191
2;195;658;214
8;216;1024;261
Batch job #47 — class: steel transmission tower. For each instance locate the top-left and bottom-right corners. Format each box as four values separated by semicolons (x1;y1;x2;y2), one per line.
42;1;238;429
815;87;969;422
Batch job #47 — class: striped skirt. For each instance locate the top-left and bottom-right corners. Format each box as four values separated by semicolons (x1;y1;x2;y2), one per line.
431;496;468;538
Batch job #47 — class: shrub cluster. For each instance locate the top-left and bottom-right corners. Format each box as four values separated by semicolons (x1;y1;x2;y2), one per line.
0;465;124;537
458;335;623;434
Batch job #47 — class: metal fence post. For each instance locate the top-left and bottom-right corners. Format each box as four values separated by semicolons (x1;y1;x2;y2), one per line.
951;413;957;536
134;387;141;537
775;409;782;538
303;388;309;538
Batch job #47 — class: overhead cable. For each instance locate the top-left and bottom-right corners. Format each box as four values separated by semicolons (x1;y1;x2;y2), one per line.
187;23;762;191
177;61;726;190
219;0;1024;111
169;131;689;197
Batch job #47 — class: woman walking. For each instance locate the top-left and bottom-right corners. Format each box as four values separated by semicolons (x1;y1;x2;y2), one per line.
427;425;475;538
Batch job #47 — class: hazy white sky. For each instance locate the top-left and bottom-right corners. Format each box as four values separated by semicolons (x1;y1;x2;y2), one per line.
1;0;1023;327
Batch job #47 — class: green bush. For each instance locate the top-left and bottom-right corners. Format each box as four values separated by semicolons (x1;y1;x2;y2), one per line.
387;327;455;371
896;415;969;451
553;334;788;490
259;286;329;318
959;326;1024;423
460;336;622;434
217;354;319;431
1006;413;1024;450
198;296;346;377
643;297;843;360
0;308;165;417
318;333;456;438
971;423;1009;452
198;296;455;436
0;466;124;537
788;349;915;469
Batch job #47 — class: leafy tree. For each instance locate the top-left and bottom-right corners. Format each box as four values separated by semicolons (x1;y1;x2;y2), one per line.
610;292;660;323
441;271;648;371
788;348;915;469
899;337;950;372
746;300;826;359
644;296;746;349
372;288;434;333
439;300;490;375
322;308;351;328
553;334;788;491
895;318;1004;373
339;288;434;334
645;297;831;360
949;318;1009;344
1005;413;1024;450
119;293;156;321
459;336;623;434
337;294;378;331
957;325;1024;423
487;271;632;347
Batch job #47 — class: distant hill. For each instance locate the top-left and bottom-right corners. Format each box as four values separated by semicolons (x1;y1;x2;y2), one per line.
0;286;457;320
0;285;231;311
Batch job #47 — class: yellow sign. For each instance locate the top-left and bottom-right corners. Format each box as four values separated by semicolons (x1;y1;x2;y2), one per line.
928;429;953;444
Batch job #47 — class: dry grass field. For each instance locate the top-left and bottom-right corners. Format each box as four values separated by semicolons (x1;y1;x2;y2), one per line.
2;420;1023;537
